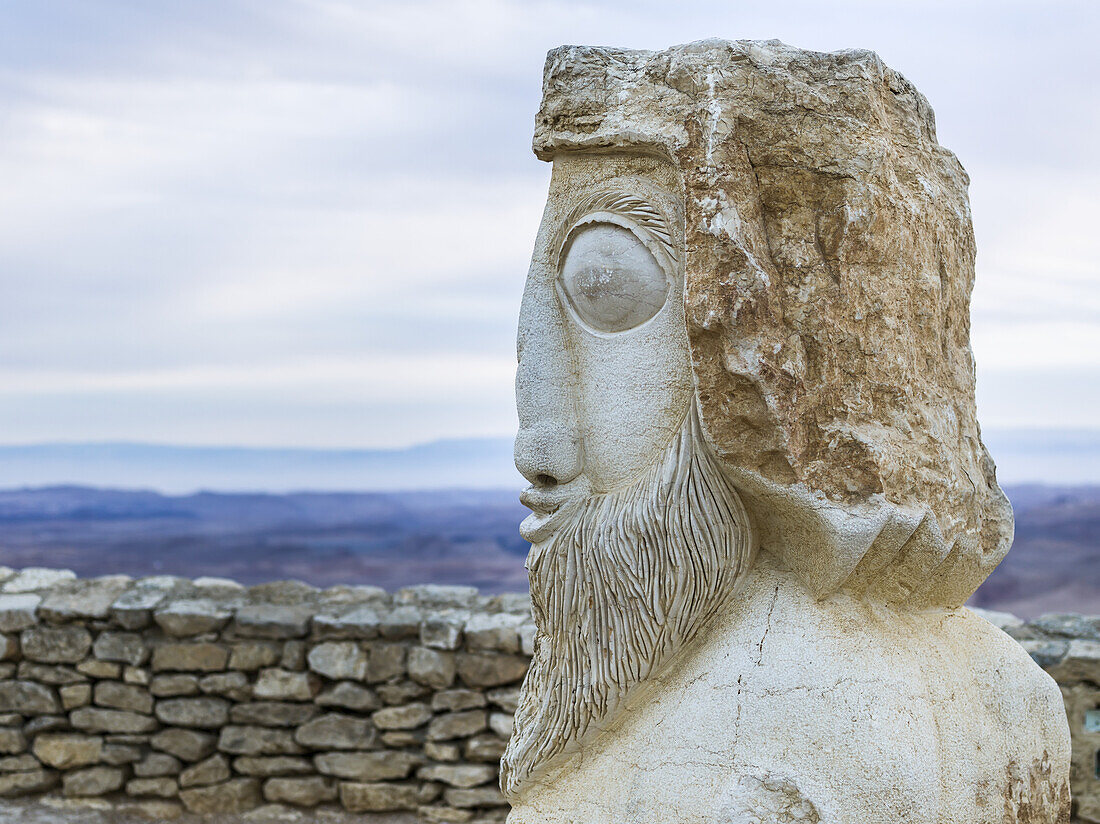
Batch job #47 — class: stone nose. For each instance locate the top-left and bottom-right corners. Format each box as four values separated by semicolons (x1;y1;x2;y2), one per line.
514;423;583;488
514;314;583;488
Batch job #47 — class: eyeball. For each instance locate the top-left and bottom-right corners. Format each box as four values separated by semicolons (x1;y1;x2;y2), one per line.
558;221;670;333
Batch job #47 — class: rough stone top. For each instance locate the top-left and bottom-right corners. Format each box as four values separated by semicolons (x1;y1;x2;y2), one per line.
534;40;1011;606
0;565;532;639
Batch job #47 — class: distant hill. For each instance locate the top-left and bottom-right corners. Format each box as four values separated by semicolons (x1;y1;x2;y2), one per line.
969;484;1100;616
0;439;523;493
0;486;530;594
0;483;1095;615
0;428;1097;493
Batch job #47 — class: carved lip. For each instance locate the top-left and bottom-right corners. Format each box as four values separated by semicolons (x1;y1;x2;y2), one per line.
518;487;576;543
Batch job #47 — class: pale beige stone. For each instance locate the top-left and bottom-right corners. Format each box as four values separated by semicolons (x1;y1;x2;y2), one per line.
253;669;320;702
179;777;262;814
179;753;230;788
32;734;102;769
504;39;1072;824
306;641;367;681
262;775;337;806
314;750;419;781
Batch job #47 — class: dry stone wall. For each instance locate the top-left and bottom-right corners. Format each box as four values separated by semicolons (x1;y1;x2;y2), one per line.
973;608;1100;823
0;566;1096;822
0;566;533;823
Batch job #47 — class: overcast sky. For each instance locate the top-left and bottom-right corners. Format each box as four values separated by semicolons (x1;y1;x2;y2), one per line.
1;0;1097;448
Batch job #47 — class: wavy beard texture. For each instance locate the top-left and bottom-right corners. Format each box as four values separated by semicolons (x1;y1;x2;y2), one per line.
500;405;755;798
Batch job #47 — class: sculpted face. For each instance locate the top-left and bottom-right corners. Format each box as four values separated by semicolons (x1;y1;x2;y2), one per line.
514;152;695;524
505;151;755;796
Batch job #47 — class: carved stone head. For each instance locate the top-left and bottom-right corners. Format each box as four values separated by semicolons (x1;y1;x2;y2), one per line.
505;39;1013;797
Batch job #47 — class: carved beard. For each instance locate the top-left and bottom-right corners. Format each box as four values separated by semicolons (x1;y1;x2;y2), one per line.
500;403;755;798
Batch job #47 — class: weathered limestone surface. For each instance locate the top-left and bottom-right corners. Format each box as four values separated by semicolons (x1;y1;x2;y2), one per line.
506;39;1074;824
532;39;1010;606
0;567;528;823
0;567;1094;820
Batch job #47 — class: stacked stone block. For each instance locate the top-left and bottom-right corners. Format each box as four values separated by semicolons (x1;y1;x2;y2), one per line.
0;566;533;823
1;566;1097;822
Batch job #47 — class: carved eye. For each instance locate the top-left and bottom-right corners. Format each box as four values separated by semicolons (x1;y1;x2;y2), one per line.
558;221;670;333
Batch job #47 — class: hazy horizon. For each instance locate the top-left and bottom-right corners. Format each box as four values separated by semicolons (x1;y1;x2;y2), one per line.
1;427;1098;494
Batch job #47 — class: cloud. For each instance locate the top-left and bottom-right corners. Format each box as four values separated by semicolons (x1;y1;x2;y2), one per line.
0;0;1096;447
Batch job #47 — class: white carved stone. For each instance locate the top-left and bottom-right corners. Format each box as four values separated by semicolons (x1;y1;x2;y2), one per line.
506;40;1071;823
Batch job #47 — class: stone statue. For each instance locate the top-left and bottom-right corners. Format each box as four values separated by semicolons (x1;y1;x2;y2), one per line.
505;40;1071;823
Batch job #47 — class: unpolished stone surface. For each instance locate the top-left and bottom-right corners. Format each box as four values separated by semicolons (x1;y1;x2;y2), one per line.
407;648;455;690
77;660;120;680
487;713;512;740
199;673;251;702
376;681;428;706
151;674;201;697
306;642;367;681
110;584;172;630
424;742;460;762
0;594;41;632
378;607;422;640
427;711;486;742
463;614;524;654
228;643;282;672
464;735;506;763
218;727;303;757
151;729;217;762
229;702;317;728
33;735;102;770
314;751;420;781
38;578;131;622
62;766;126;797
21;626;92;664
179;777;262;814
232;757;314;777
372;703;431;730
419;617;465;651
444;786;506;809
18;662;84;685
454;654;527;688
395;586;479;612
0;681;60;714
339;781;421;813
152;643;229;673
94;629;150;668
100;744;142;767
95;682;154;714
431;690;487;713
155;601;233;637
0;769;59;797
262;776;337;806
293;714;375;750
233;607;310;640
179;754;230;788
313;608;381;640
0;727;27;755
485;688;520;714
125;777;178;798
418;764;496;789
70;708;156;735
315;682;380;712
0;753;39;771
2;569;75;594
24;716;68;735
133;753;183;778
365;643;405;683
156;697;231;728
252;670;320;702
